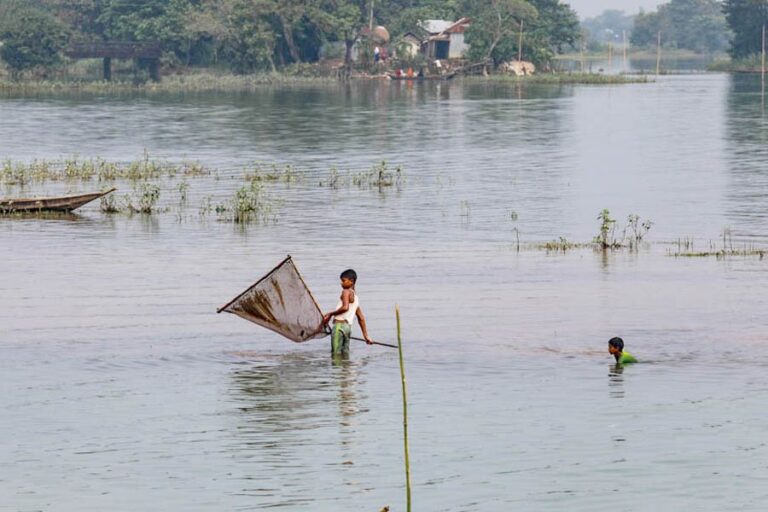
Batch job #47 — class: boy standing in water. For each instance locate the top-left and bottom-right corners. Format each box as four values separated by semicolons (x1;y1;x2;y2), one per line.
609;337;637;364
323;269;373;356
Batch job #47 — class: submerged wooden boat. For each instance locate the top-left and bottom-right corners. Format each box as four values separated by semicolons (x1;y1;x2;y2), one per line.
0;188;116;213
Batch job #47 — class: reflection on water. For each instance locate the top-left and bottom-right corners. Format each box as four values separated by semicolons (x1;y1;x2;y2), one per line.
724;74;768;238
608;364;625;399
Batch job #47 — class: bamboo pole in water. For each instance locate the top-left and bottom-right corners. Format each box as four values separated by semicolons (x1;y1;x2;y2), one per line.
623;30;628;70
762;24;766;105
656;31;662;76
608;42;613;70
396;305;412;512
518;19;524;62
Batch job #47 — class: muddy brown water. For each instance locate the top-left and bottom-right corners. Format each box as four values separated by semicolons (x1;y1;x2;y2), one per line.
2;74;768;511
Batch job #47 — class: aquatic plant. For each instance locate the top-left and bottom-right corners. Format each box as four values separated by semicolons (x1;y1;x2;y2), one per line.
467;73;651;85
350;161;405;188
318;162;405;190
320;167;345;188
216;180;277;224
0;155;210;184
543;237;579;252
124;183;161;214
0;71;338;95
177;181;189;205
594;209;621;249
245;164;302;184
627;214;653;249
668;229;765;259
99;192;119;213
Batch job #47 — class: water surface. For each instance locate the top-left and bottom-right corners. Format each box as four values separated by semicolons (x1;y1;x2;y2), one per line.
2;74;768;511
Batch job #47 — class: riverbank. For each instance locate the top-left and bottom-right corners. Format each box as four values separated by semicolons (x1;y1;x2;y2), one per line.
0;70;650;94
555;48;720;61
707;56;767;72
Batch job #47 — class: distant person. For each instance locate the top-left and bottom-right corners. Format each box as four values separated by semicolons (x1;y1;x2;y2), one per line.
322;269;373;356
406;67;414;78
609;337;637;365
374;46;381;63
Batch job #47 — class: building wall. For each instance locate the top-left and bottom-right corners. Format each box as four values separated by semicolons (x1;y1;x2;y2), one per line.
449;33;469;59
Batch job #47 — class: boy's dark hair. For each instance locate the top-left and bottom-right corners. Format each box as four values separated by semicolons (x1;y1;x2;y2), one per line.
608;337;624;351
340;269;357;282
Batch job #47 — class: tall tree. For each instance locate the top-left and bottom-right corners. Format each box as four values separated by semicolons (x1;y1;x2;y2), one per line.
526;0;580;64
0;3;69;76
464;0;538;63
632;0;728;53
723;0;768;58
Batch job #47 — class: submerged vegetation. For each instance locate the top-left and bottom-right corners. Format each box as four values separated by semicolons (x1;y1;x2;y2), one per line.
1;156;414;225
215;180;278;224
473;73;651;85
668;229;766;259
1;154;208;184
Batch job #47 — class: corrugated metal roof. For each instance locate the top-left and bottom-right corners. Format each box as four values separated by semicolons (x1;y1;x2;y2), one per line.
420;20;453;34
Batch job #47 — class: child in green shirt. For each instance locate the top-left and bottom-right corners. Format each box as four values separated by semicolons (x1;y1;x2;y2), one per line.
609;337;637;365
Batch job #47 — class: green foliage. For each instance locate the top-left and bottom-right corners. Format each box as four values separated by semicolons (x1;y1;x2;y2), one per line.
464;0;578;66
464;0;538;62
3;0;585;75
723;0;768;59
0;3;69;75
631;0;729;53
525;0;580;64
219;0;278;73
219;179;277;224
594;208;620;249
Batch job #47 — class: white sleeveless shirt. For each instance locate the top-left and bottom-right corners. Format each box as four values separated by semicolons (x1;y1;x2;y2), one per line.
332;292;360;324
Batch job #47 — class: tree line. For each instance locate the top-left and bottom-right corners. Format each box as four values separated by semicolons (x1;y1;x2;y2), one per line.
585;0;768;59
3;0;768;78
0;0;580;76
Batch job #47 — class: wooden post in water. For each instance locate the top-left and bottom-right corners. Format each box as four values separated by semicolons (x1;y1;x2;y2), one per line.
623;30;628;71
518;19;524;62
608;42;613;70
580;35;586;73
656;31;662;76
396;305;412;512
762;24;766;107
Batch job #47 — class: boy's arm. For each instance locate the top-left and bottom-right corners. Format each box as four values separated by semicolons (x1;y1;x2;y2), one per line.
323;289;351;325
355;307;373;344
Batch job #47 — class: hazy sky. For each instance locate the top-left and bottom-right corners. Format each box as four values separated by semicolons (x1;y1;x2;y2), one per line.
567;0;664;18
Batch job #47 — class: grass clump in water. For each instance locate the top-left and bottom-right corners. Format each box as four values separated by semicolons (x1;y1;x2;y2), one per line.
244;164;303;184
216;180;278;224
468;73;651;85
1;154;210;184
100;183;161;214
593;209;653;250
320;161;405;189
668;228;766;259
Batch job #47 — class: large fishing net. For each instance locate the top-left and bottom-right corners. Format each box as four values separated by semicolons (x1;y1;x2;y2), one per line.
217;256;326;342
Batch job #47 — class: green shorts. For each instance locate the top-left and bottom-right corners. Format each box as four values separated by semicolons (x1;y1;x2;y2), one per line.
331;322;351;355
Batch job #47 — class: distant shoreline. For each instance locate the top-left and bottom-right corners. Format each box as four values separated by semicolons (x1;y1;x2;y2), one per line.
0;69;650;94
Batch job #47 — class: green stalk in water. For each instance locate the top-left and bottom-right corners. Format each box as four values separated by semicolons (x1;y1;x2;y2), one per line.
396;305;412;512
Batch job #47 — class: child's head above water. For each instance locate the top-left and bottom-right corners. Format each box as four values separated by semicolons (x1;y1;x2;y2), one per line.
608;337;624;355
340;269;357;288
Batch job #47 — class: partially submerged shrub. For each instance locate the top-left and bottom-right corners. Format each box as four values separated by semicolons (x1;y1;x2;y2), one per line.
217;180;277;224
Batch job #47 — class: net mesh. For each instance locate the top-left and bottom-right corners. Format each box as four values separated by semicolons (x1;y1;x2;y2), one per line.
217;256;326;343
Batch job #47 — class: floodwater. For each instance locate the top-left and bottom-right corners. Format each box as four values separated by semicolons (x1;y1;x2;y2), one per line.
2;73;768;511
